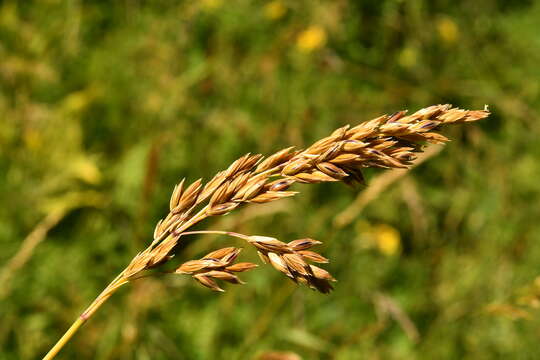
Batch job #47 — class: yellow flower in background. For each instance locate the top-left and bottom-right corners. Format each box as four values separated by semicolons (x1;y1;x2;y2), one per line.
201;0;222;11
373;224;401;256
398;46;418;68
264;0;287;20
436;17;459;44
296;26;327;52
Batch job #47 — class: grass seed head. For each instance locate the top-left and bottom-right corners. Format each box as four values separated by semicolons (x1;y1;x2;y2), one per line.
122;104;489;294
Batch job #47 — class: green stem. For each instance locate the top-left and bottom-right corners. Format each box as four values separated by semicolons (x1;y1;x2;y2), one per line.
42;274;127;360
42;316;85;360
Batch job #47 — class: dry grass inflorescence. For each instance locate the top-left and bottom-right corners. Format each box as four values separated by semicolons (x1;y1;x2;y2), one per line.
43;104;489;359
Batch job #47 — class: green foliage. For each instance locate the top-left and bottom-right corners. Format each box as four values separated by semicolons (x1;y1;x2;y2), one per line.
1;0;540;358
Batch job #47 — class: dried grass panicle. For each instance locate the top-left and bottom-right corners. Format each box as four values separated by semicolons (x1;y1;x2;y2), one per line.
43;104;489;360
121;104;489;293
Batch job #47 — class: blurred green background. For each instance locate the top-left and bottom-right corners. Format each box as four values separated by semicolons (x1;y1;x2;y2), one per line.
1;0;540;359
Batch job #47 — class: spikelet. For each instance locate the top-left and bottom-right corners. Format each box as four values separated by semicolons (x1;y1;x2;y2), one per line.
175;247;257;292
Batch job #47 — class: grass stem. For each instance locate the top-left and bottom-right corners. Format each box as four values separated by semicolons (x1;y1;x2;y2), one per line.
42;275;127;360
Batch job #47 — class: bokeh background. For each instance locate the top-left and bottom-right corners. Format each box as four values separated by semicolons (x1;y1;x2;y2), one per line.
1;0;540;359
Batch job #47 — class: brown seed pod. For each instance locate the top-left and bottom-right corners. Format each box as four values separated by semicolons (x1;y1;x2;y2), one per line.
288;238;322;251
207;202;239;216
203;247;238;261
248;236;290;253
282;253;310;276
176;260;208;274
255;147;296;173
267;252;292;277
203;271;244;284
266;178;296;192
225;262;258;272
316;162;348;179
169;179;185;211
198;171;227;203
310;265;336;282
282;159;313;176
249;191;298;203
297;250;329;263
194;274;223;292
